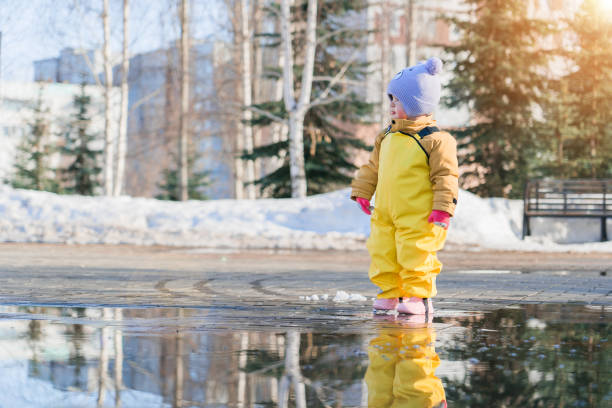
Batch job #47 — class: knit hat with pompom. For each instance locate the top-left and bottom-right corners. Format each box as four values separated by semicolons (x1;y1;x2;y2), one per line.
387;57;443;117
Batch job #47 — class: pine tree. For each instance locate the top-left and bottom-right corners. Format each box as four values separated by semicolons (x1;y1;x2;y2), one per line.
246;0;374;198
563;0;612;178
11;85;60;193
537;77;581;178
155;154;210;201
444;0;552;198
61;83;103;195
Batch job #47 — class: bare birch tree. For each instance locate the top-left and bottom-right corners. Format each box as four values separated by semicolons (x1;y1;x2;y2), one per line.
114;0;130;196
270;51;289;170
405;0;417;66
114;308;124;407
237;332;249;407
252;0;264;187
174;309;184;407
268;10;289;175
234;123;245;199
380;0;391;128
221;0;245;199
278;331;306;408
178;0;190;201
97;308;112;407
280;0;317;198
240;0;256;199
102;0;114;195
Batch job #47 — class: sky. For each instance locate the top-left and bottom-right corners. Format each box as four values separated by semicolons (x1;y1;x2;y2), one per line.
0;0;228;82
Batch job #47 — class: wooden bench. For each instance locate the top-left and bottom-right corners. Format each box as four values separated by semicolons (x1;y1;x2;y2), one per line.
523;179;611;241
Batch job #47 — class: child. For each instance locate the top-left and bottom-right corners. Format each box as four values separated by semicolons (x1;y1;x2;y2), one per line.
351;57;458;316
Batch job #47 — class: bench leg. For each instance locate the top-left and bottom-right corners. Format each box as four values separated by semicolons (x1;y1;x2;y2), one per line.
522;215;530;239
602;217;608;242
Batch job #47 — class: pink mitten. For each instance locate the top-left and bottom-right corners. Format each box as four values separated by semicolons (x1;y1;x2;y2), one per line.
356;197;372;215
428;210;450;229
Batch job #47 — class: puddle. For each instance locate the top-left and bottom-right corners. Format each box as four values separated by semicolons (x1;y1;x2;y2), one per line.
0;303;608;407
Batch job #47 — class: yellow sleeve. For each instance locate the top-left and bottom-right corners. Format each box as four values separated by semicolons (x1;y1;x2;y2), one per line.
427;132;459;216
350;130;386;201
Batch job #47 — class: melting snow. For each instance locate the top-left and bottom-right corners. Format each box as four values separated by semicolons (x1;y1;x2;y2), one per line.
300;291;368;303
0;185;610;252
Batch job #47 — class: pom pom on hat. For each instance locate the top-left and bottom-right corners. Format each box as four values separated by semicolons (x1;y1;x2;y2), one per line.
425;57;443;75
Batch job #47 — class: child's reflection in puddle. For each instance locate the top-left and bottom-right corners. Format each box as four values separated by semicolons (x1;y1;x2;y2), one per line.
366;314;447;408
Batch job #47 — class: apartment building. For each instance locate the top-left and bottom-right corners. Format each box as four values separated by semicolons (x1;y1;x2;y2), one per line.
32;43;233;199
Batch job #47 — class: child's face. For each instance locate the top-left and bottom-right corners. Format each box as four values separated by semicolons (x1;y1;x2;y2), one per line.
388;94;408;119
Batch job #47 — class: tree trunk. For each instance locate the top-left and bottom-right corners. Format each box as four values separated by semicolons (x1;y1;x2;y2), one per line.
102;0;114;196
114;308;123;407
252;0;264;186
235;126;245;199
278;331;306;408
241;0;256;199
288;112;307;197
590;95;597;178
237;333;249;407
114;0;130;196
281;0;317;198
269;333;279;403
380;0;390;129
230;0;245;200
178;0;190;201
97;308;112;407
174;309;184;407
406;0;417;66
270;13;288;176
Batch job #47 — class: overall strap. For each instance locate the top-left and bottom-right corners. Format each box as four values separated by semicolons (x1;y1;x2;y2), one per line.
416;126;440;139
397;126;440;160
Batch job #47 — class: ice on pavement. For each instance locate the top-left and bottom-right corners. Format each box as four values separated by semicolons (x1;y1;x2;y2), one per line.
0;184;610;252
299;291;368;302
333;291;368;302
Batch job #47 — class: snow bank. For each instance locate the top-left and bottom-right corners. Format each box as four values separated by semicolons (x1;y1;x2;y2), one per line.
0;185;367;250
0;360;167;408
449;189;612;252
0;184;610;253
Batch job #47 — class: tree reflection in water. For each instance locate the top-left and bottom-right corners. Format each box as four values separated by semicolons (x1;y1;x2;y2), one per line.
440;305;610;407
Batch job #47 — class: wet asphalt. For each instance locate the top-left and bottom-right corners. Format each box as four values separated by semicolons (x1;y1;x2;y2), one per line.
0;243;610;407
0;243;609;310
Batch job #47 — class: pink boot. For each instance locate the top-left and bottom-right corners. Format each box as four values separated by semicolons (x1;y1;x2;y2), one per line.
372;297;399;311
397;297;433;316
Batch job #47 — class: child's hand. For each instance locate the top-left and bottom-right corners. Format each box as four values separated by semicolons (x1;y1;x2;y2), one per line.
428;210;450;229
356;197;372;215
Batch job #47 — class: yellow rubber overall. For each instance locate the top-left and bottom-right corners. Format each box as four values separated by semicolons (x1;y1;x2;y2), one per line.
367;130;447;299
365;326;446;408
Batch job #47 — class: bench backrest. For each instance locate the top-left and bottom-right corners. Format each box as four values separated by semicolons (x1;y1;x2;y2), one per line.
524;179;612;216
